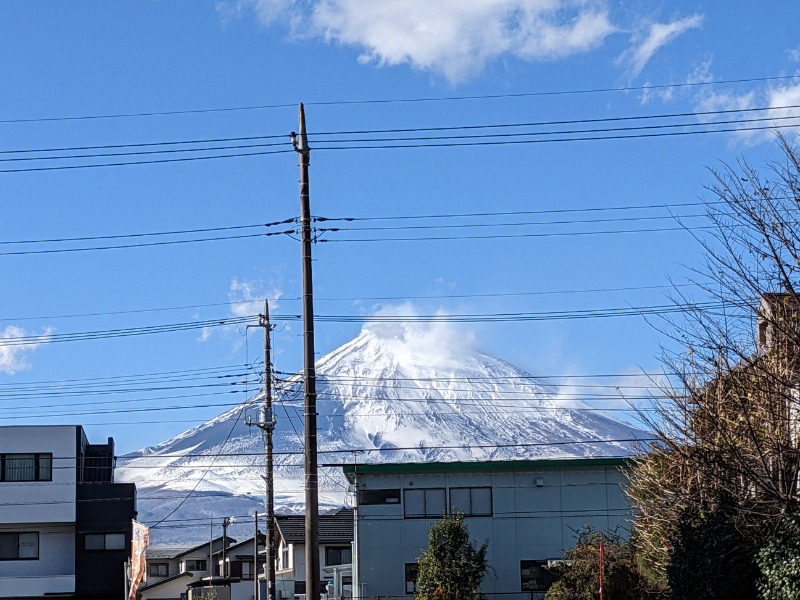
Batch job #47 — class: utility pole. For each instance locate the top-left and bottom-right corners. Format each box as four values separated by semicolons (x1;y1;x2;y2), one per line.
292;103;320;600
254;511;259;600
255;301;277;600
222;516;234;578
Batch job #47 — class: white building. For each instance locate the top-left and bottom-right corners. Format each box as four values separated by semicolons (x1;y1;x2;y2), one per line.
344;457;633;600
0;424;136;600
140;535;234;600
274;509;354;599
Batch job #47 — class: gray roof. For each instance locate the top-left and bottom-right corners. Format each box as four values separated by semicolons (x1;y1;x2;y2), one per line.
276;509;353;545
147;545;194;560
140;571;194;590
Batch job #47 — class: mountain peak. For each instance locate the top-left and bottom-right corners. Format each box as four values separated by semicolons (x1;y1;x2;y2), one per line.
118;326;648;542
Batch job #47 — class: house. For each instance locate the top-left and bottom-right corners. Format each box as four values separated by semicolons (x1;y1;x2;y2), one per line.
344;457;633;599
210;534;266;600
275;508;354;599
0;424;137;600
139;535;235;600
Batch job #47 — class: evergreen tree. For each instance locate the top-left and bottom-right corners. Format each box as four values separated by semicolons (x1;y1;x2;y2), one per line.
415;513;488;600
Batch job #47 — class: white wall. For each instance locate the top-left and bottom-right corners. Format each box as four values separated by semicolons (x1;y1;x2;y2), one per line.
0;425;78;524
0;523;76;597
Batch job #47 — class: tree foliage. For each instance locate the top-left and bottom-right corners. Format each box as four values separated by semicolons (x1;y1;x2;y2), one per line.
627;134;800;590
415;513;488;600
667;501;758;600
545;528;662;600
757;513;800;600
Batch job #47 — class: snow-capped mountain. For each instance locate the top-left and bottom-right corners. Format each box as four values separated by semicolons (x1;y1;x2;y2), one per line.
118;322;648;543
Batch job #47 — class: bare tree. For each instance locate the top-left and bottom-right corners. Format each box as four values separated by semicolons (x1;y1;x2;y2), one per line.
628;134;800;585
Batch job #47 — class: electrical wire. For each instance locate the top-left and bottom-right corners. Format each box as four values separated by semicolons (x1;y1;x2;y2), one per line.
1;73;797;124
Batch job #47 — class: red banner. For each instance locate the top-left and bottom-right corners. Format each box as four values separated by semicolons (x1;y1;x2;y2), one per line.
129;519;150;600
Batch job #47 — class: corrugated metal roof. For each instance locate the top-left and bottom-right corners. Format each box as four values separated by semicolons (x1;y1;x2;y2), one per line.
276;508;353;545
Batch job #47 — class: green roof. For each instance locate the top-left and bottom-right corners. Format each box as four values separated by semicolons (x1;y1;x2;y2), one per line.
341;457;631;482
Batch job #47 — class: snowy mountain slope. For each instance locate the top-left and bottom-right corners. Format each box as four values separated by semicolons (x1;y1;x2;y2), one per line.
118;322;648;543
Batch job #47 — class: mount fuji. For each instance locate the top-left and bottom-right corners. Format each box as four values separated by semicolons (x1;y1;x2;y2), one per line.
117;321;648;543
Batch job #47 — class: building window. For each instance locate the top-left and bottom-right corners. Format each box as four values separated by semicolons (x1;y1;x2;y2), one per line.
185;559;207;571
520;560;556;592
325;545;352;566
0;532;39;560
405;563;419;594
449;487;492;516
357;488;401;505
85;532;126;551
149;563;169;577
241;561;253;580
404;488;446;518
280;544;290;570
0;453;52;482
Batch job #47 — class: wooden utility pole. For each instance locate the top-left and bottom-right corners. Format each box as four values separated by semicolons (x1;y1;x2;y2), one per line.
256;301;277;600
254;511;260;600
293;103;320;600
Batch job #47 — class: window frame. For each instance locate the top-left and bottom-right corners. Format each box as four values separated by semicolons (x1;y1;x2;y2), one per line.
357;488;401;505
324;545;352;566
241;560;254;580
0;532;39;560
149;562;169;577
405;563;419;594
520;559;556;593
403;488;446;518
449;486;493;517
0;453;53;482
280;544;290;570
184;559;207;572
84;532;126;551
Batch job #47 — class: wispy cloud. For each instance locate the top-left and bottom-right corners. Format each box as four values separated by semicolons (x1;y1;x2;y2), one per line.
363;301;478;368
0;325;53;375
692;78;800;145
620;14;703;77
198;278;283;343
228;0;617;83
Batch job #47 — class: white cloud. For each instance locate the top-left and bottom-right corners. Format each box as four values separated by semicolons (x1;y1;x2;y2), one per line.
621;14;703;77
363;302;478;368
198;278;283;343
639;56;713;105
692;79;800;145
0;325;53;375
231;0;616;83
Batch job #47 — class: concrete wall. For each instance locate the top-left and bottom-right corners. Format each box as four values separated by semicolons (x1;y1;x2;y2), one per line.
0;523;76;597
0;425;78;524
353;462;631;599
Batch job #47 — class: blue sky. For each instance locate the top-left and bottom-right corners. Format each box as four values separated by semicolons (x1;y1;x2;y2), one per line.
1;0;799;454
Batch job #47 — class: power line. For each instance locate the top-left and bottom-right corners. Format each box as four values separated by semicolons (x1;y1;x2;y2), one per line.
2;105;798;173
0;314;256;346
0;301;733;349
0;229;295;256
314;200;722;222
310;103;800;137
0;280;700;324
0;218;294;246
2;74;797;124
314;120;800;151
318;224;711;242
0;148;293;174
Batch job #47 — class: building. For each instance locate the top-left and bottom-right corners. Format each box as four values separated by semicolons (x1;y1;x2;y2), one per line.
0;424;137;600
275;508;354;599
210;534;266;600
139;535;235;600
344;457;632;600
